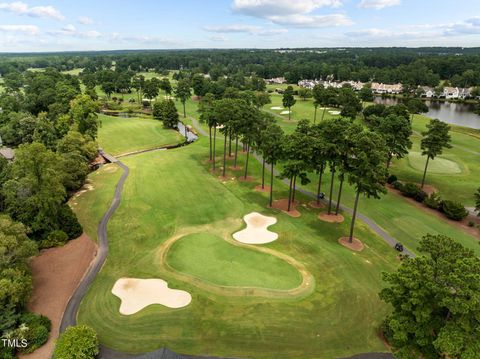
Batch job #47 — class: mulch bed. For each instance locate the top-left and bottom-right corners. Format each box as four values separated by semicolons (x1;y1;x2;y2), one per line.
338;237;365;252
238;176;255;182
254;185;271;193
229;165;243;171
318;212;345;223
309;201;325;209
270;198;301;217
20;234;97;359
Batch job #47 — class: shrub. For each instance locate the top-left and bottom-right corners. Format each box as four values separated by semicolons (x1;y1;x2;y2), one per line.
15;313;51;354
392;181;403;191
40;230;69;249
441;200;469;221
424;192;442;210
54;325;99;359
414;190;428;203
400;183;420;198
468;221;475;227
387;175;398;184
58;204;83;239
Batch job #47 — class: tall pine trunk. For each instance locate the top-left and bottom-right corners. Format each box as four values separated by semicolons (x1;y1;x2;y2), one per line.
291;175;297;203
261;157;266;189
314;106;318;124
212;126;216;170
228;130;232;157
316;164;324;205
321;107;327;121
349;191;361;243
269;163;274;207
208;126;212;160
182;101;186;118
328;169;335;215
421;156;430;188
287;176;293;211
222;131;227;177
335;177;344;215
234;137;239;167
244;142;250;179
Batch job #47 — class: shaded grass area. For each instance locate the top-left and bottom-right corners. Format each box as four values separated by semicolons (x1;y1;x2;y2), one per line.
166;233;302;290
76;135;398;358
98;114;182;156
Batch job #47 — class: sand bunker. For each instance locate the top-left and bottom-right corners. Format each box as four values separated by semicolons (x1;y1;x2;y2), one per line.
280;111;291;115
270;106;284;110
233;212;278;244
329;110;341;115
112;278;191;315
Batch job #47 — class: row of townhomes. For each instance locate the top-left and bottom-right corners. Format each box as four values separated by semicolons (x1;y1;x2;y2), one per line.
296;79;475;99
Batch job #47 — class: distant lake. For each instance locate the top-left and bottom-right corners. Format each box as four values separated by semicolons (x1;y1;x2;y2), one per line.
374;97;480;129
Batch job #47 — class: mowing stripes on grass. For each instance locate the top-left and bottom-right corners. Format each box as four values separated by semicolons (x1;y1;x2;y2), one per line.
407;151;462;174
166;233;302;290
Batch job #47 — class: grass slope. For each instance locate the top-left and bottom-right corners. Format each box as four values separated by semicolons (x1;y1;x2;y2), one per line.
76;135;399;358
98;114;182;155
166;233;302;290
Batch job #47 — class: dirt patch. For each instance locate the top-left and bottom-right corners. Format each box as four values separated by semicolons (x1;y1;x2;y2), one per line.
338;237;364;252
254;185;271;193
318;213;345;223
229;165;243;171
21;234;97;359
309;201;325;209
270;199;301;218
418;184;437;196
238;176;255;182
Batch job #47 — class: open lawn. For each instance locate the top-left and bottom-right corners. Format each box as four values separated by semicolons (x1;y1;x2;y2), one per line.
407;151;462;174
76;130;400;358
61;68;84;76
166;233;302;290
98;114;182;156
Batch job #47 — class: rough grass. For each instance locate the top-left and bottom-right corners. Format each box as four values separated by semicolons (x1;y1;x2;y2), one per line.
407;151;462;174
76;134;399;358
98;114;182;155
166;233;302;290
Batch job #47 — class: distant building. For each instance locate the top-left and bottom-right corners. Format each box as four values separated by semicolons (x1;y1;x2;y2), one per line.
371;82;403;94
442;87;471;100
0;147;14;161
265;77;286;85
420;86;435;98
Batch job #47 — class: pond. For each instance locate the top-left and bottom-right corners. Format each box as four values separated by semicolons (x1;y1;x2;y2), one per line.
374;97;480;129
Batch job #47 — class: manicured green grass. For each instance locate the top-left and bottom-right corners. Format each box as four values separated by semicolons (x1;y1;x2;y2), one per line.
76;131;399;358
61;68;83;76
407;151;462;174
392;114;480;205
166;233;302;290
98;114;182;155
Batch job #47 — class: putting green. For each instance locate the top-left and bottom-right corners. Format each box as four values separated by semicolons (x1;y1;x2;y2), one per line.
408;151;462;174
165;233;302;290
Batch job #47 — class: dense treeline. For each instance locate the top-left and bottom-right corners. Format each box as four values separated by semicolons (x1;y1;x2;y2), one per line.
2;48;480;87
0;68;99;358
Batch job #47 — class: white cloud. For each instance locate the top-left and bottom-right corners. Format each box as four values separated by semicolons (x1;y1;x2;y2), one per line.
0;24;39;35
231;0;351;28
268;14;352;27
0;1;65;20
78;16;93;25
233;0;342;17
358;0;400;10
209;35;227;42
48;24;103;38
204;24;288;36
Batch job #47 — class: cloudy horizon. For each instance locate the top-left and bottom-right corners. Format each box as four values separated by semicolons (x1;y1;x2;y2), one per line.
0;0;479;52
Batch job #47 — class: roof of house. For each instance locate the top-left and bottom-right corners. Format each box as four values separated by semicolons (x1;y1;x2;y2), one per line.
0;147;14;160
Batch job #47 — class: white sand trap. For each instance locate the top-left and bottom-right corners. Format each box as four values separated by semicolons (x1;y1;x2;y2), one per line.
233;212;278;244
280;111;291;115
270;106;284;110
329;110;341;115
112;278;191;315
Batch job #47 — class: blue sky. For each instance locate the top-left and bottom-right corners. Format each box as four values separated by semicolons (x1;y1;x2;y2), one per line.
0;0;479;52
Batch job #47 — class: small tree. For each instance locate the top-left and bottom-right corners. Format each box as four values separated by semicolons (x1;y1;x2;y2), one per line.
175;79;191;118
406;98;429;122
380;234;480;359
54;325;99;359
260;123;284;207
153;99;179;129
347;129;387;242
159;77;172;97
377;114;413;169
358;85;374;106
420;119;452;188
298;88;312;101
282;86;296;121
